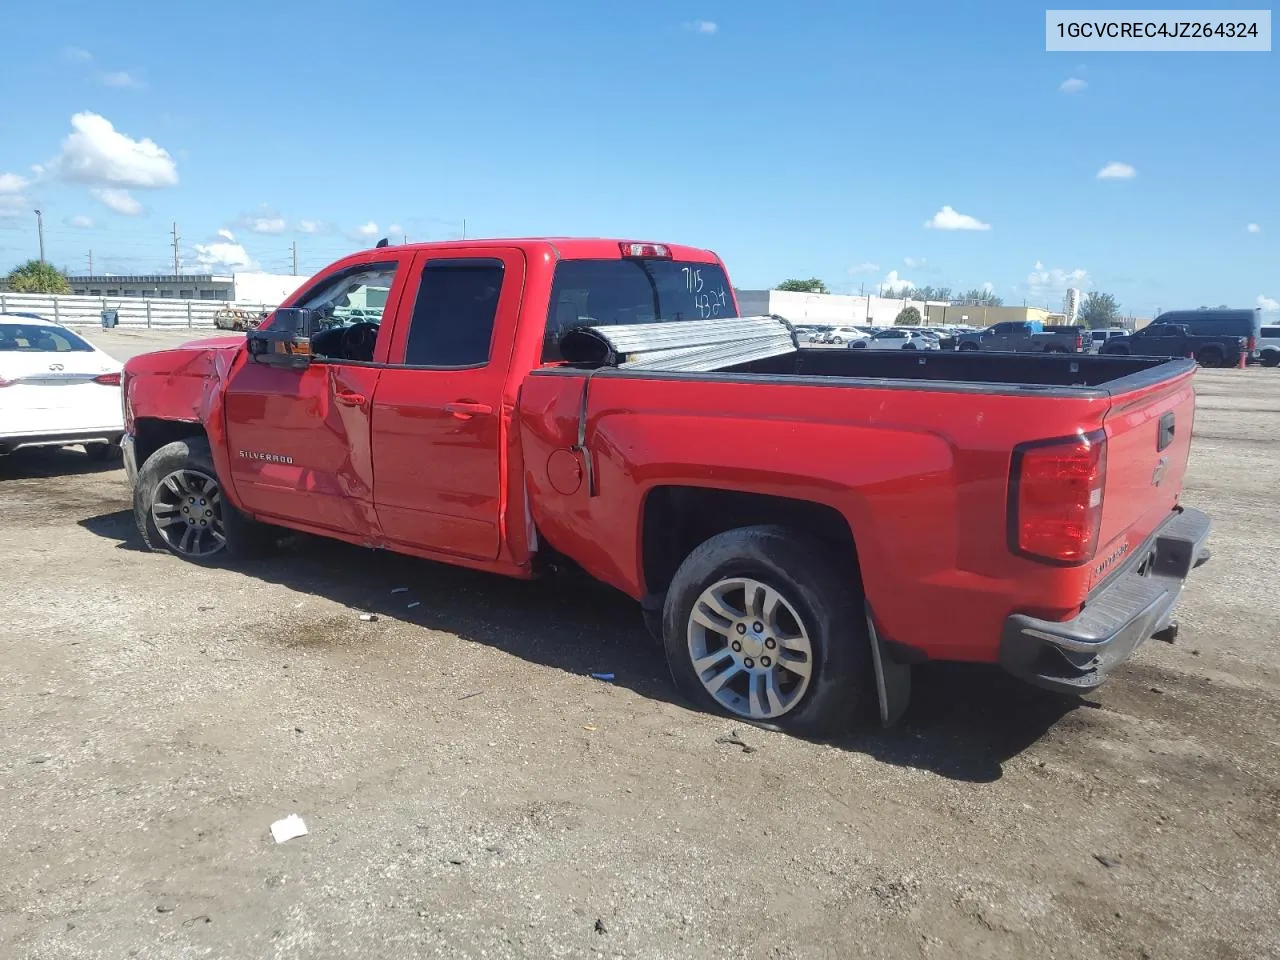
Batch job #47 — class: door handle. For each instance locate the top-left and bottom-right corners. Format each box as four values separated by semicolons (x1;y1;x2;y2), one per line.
335;390;367;407
444;400;493;419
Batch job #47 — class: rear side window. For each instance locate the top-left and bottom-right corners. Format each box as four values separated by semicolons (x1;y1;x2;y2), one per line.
0;323;94;352
543;258;736;361
1262;326;1280;337
402;259;504;367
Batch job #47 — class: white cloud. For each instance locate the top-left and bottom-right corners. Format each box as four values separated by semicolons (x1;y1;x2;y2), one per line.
388;223;404;236
54;112;179;188
352;221;379;239
685;19;718;34
100;70;144;89
981;281;995;295
296;219;326;234
248;216;286;234
192;242;257;272
91;187;143;215
0;173;30;194
0;195;26;217
67;215;95;229
217;228;236;241
1060;77;1087;93
924;205;991;231
1247;223;1261;234
903;256;927;269
1027;261;1089;298
879;270;915;295
847;261;879;275
63;46;93;63
1096;161;1136;180
1257;295;1279;313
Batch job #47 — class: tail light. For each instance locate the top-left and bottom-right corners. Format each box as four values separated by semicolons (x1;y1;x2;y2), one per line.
1075;331;1085;351
1008;430;1107;565
619;242;672;258
94;372;122;386
1247;335;1257;352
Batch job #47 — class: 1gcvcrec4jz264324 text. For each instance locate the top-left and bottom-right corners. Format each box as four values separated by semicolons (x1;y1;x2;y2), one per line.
1045;9;1271;51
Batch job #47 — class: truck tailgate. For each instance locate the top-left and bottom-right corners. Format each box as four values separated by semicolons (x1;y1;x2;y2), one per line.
1091;366;1197;591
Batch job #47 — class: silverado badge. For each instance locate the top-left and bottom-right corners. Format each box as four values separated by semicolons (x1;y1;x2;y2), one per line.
239;450;294;465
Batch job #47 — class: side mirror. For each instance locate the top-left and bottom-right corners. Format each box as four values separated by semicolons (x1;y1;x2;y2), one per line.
246;307;317;369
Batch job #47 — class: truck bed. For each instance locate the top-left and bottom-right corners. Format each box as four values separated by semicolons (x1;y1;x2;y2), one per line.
727;347;1182;392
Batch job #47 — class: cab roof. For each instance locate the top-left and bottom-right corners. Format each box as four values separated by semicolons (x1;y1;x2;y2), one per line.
339;237;723;265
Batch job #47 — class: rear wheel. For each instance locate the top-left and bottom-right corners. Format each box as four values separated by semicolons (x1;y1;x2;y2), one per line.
902;343;917;350
134;437;274;563
1195;347;1224;368
1261;351;1280;368
662;525;870;736
959;342;979;352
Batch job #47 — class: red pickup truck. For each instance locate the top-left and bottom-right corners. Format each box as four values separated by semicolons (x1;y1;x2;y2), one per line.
120;238;1210;734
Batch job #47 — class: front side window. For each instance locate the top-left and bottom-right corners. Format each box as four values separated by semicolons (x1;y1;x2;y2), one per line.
543;258;736;361
402;259;504;367
296;263;399;363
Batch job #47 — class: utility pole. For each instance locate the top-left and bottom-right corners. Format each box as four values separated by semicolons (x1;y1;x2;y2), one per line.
35;209;45;263
88;250;93;274
290;240;298;275
461;218;466;240
171;222;181;276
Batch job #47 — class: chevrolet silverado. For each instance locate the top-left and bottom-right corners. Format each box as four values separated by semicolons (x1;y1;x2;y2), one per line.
120;238;1210;733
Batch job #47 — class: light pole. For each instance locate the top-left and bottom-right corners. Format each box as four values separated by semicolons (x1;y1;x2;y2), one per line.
34;209;45;264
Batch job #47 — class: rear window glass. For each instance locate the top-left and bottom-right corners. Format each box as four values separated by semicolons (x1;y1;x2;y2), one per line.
1263;326;1280;337
0;323;94;352
543;258;736;361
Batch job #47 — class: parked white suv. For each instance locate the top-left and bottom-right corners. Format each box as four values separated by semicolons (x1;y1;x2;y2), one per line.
1259;324;1280;367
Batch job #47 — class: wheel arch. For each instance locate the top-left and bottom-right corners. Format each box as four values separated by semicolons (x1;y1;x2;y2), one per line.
639;485;862;604
133;417;209;473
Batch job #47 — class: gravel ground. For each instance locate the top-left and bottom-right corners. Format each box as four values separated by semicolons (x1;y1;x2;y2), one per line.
1;365;1278;960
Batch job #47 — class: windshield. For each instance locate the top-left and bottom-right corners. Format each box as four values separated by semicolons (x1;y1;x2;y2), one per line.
543;258;736;361
0;323;94;353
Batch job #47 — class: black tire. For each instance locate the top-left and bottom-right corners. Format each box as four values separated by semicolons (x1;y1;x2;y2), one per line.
831;336;843;344
902;343;917;350
134;436;275;563
1195;348;1223;368
661;524;871;737
959;342;979;352
1261;351;1280;368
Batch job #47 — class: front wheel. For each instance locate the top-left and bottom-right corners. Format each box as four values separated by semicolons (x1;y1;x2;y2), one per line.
902;343;917;350
830;336;843;344
134;436;274;563
959;342;979;352
661;525;870;736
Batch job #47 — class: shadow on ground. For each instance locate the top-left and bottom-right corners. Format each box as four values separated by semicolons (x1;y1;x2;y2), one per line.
80;509;1078;783
0;447;122;480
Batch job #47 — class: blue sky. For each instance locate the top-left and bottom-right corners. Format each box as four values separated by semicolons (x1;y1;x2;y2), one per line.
0;0;1276;316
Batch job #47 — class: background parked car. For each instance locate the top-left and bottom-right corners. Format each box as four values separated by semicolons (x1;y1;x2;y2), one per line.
1145;308;1262;361
823;325;871;344
1256;324;1280;367
955;321;1086;353
0;313;124;459
848;328;940;350
1099;322;1248;368
1087;328;1129;352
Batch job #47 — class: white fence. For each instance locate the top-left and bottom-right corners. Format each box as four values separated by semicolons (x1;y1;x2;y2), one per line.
0;291;276;329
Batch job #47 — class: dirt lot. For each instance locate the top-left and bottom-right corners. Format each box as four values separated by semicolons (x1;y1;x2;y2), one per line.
2;365;1278;960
